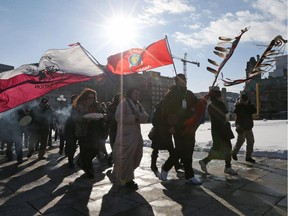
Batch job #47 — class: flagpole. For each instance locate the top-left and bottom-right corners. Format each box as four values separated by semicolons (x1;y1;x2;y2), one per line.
78;44;127;101
79;44;116;82
79;44;102;67
165;35;178;76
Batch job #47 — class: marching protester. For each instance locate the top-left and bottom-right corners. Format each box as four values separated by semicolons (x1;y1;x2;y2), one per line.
88;95;109;161
64;94;78;168
113;87;149;190
21;107;31;148
27;98;54;160
73;88;107;178
232;94;257;163
149;100;183;173
0;109;23;163
199;89;237;175
56;98;69;156
159;74;207;185
106;93;123;167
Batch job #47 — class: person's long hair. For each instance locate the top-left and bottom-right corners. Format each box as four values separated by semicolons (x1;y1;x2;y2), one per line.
112;93;122;105
72;88;96;108
126;87;139;100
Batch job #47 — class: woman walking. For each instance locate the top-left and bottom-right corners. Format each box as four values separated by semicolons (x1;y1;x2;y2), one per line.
113;87;149;190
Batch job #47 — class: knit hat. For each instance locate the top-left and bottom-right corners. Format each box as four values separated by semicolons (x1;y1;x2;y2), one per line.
175;74;186;81
210;89;221;101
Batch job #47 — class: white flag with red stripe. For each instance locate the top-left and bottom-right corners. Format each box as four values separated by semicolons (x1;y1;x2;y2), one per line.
0;44;104;112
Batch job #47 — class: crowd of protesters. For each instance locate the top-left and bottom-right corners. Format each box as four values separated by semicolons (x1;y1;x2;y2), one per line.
0;74;257;191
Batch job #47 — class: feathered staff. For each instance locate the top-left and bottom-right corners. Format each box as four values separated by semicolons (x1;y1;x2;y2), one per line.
183;27;250;135
222;35;287;86
182;27;250;135
207;26;250;87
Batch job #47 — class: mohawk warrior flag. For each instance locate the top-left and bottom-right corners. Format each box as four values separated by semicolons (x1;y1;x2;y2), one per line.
107;38;173;75
0;44;104;112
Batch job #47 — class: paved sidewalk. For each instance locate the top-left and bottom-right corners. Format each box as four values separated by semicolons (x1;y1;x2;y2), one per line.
0;143;287;216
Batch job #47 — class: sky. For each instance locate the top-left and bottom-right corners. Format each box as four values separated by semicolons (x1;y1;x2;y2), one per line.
0;0;287;93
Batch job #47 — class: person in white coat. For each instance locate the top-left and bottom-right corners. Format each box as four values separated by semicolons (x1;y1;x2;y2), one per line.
113;87;149;190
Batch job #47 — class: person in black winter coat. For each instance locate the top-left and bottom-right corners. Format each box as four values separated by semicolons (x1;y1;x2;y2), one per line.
64;94;78;168
199;90;237;175
73;88;108;178
106;93;122;166
149;100;181;173
1;109;23;163
159;74;205;185
27;98;53;160
232;94;257;163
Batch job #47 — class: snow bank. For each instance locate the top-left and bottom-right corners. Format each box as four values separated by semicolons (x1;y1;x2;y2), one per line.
141;120;287;159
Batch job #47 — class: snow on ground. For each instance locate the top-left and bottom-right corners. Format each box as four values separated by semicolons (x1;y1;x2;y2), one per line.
141;120;287;159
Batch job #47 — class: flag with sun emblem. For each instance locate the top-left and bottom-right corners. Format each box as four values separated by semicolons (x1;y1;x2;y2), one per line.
107;38;173;75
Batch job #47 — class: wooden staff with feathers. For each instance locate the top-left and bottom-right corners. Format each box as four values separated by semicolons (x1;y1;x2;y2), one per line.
222;35;287;86
181;28;249;135
207;26;250;87
181;27;249;135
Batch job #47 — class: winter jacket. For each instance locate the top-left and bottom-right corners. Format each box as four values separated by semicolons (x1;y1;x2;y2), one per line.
161;85;199;134
150;100;174;150
208;100;234;141
234;102;256;130
113;98;149;181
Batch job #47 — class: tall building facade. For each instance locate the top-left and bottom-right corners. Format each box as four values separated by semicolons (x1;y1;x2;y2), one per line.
244;55;287;119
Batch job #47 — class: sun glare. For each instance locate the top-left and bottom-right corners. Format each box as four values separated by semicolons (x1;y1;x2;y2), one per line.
104;15;138;48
